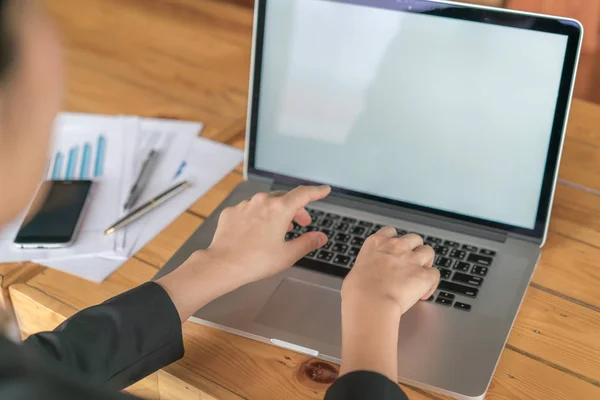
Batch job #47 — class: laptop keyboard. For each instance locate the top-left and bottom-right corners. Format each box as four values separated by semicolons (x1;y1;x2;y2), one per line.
285;208;498;312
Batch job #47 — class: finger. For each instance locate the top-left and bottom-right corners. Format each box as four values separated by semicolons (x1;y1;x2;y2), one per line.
399;233;424;251
293;207;312;226
287;222;294;232
400;268;440;306
282;185;331;212
284;232;328;265
268;190;288;198
375;226;397;238
421;268;441;300
413;245;435;268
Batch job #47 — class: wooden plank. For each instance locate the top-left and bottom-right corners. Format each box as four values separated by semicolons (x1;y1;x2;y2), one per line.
550;183;600;246
0;263;46;310
532;232;600;309
566;100;600;147
507;287;600;383
159;365;244;400
560;139;600;192
124;374;160;400
134;212;205;268
490;348;600;399
43;0;253;137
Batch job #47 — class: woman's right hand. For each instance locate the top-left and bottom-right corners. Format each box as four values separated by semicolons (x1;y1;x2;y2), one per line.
339;227;440;381
342;227;440;315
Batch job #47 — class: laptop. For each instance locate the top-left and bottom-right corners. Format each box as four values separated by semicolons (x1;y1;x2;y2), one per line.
154;0;582;398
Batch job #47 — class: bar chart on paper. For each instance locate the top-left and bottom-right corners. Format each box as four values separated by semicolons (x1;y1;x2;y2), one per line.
49;134;107;180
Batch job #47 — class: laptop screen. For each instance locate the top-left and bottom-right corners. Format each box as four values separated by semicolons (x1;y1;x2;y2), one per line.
251;0;580;235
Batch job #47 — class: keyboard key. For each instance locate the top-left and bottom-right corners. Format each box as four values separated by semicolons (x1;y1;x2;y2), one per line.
367;229;379;237
472;266;488;276
349;226;366;236
335;222;350;232
326;213;341;220
348;246;361;257
467;253;493;266
316;250;334;262
309;209;324;218
322;241;332;250
358;221;373;228
374;224;383;230
292;232;301;239
321;219;334;228
438;291;455;301
349;258;356;268
454;261;471;272
350;237;365;246
435;297;453;306
285;232;294;241
332;243;349;254
434;245;449;256
453;272;484;287
480;248;496;257
435;256;453;268
438;281;479;298
427;236;442;244
333;255;351;266
307;250;317;258
334;233;351;243
396;229;408;236
454;302;472;311
437;268;452;280
424;241;436;248
292;223;302;232
342;216;357;224
462;244;478;252
321;229;335;239
444;240;460;248
449;249;466;260
305;226;319;232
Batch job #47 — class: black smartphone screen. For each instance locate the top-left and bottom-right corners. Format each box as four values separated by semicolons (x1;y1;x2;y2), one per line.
15;180;93;245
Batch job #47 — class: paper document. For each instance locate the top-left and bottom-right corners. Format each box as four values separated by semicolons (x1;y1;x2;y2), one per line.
40;136;244;282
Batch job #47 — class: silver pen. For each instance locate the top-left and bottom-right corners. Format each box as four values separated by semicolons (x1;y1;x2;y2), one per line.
105;181;190;235
124;149;160;210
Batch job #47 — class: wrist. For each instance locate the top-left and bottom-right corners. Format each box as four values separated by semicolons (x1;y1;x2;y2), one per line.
340;295;402;381
157;250;242;322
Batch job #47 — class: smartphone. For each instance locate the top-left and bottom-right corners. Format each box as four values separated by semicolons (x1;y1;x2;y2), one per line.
14;180;94;249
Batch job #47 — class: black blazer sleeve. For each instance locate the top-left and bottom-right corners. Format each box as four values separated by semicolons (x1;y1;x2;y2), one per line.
325;371;409;400
21;282;184;390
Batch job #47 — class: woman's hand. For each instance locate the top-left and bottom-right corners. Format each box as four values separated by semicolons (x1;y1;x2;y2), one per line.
339;227;440;381
205;185;331;285
157;185;331;322
342;227;440;315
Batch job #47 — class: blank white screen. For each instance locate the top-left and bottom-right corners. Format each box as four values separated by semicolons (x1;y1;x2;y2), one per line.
254;0;569;229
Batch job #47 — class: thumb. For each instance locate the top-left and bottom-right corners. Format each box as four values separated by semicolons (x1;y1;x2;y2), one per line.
284;232;328;264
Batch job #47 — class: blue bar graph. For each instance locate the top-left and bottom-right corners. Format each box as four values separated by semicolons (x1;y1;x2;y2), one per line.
52;152;64;180
80;143;92;179
66;147;79;180
94;135;106;178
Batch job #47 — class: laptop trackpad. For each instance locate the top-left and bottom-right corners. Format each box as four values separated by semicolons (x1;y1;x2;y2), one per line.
254;277;342;346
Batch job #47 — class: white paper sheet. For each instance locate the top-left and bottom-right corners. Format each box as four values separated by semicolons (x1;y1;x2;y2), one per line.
40;137;244;282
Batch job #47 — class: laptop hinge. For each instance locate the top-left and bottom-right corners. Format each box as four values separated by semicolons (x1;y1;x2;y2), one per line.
271;181;510;243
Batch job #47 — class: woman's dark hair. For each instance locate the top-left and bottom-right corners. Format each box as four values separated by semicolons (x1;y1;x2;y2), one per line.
0;0;15;82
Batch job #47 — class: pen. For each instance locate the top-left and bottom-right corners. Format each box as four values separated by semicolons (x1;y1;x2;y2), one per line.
124;149;160;210
105;181;190;235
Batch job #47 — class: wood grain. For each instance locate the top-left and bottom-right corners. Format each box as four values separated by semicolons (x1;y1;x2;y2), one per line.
489;348;600;399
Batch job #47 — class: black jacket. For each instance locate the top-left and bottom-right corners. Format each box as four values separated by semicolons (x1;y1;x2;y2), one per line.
0;282;407;400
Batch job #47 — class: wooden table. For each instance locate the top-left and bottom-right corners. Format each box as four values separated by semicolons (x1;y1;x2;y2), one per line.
2;1;600;399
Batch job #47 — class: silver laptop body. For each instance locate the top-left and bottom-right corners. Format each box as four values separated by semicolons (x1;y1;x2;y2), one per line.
155;1;582;398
